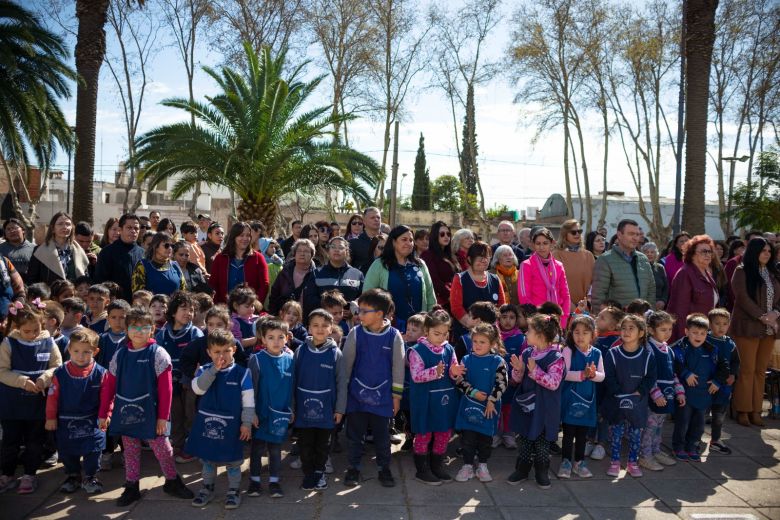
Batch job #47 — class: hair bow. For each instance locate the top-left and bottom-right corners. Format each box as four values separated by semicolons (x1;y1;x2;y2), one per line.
32;298;46;310
543;315;551;322
8;301;24;316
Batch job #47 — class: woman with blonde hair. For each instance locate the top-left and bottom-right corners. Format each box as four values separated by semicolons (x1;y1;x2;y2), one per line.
452;228;475;272
553;219;594;309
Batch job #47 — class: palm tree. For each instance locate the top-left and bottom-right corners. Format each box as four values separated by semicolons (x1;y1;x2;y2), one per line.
134;43;381;226
0;0;76;231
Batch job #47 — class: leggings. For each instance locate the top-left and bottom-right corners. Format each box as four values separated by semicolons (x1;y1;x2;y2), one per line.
0;419;45;477
122;435;177;482
413;431;451;455
517;436;551;464
499;403;513;434
561;423;588;462
609;422;642;463
250;439;282;481
640;412;666;458
461;430;492;464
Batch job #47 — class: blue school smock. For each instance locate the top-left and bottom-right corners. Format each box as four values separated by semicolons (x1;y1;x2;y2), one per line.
452;271;502;339
155;323;204;395
0;336;55;420
561;347;600;427
401;341;414;412
0;258;14;318
602;346;653;428
455;353;503;437
54;362;106;455
96;331;126;369
108;344;161;440
648;339;677;414
346;325;396;418
461;333;473;355
251;350;294;443
408;342;459;434
141;259;184;295
386;263;424;332
294;344;338;429
503;333;526;403
673;338;718;411
708;334;737;407
88;318;107;334
511;348;563;441
185;363;246;462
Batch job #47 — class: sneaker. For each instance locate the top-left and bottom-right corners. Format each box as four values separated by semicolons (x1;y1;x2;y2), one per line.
224;488;241;510
163;475;194;499
325;456;334;474
343;468;360;488
709;441;732;455
572;460;593;478
688;451;701;462
268;482;284;498
175;452;196;464
60;475;81;494
0;475;18;494
654;452;677;466
476;463;493;482
390;432;403;445
491;435;503;449
116;481;141;506
191;485;215;507
584;441;595;458
455;464;475;482
606;461;621;477
502;434;517;449
639;456;664;471
674;451;689;461
378;467;395;487
43;451;59;467
246;480;262;497
315;473;328;491
301;474;318;491
590;444;606;460
82;476;104;494
626;462;643;478
289;456;302;469
100;452;113;471
557;459;572;479
17;475;37;494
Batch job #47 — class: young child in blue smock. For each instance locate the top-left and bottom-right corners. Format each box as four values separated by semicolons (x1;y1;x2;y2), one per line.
707;308;739;455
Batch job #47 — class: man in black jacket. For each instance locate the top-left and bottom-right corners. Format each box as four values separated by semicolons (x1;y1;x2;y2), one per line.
348;207;382;273
94;214;143;300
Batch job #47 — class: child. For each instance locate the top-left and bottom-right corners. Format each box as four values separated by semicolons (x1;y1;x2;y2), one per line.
281;301;307;343
399;313;426;451
454;301;499;359
497;304;525;449
453;323;507;483
707;308;739;453
342;289;405;488
187;329;255;509
132;290;153;309
26;283;51;302
74;276;92;301
247;319;294;498
626;299;652;316
98;306;193;506
43;300;69;355
672;313;728;462
97;299;130;370
0;304;62;494
85;284;110;333
229;284;259;351
150;294;168;330
321;290;350;339
507;314;565;489
155;291;204;463
602;315;657;478
45;328;107;494
51;280;76;303
407;310;459;485
192;293;213;330
293;309;347;491
102;281;123;302
558;316;604;479
60;297;87;340
640;311;685;470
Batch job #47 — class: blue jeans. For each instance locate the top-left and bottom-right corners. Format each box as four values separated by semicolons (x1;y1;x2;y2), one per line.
673;405;705;453
346;412;391;471
61;451;100;478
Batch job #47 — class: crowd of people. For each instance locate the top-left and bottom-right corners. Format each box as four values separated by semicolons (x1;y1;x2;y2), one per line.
0;207;778;509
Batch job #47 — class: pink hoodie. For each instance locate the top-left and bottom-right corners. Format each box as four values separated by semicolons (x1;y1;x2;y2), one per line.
518;254;571;327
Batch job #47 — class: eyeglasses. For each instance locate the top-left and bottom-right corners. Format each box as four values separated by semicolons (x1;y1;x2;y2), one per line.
439;231;452;237
570;229;583;235
357;308;380;315
128;325;153;333
352;221;364;227
696;249;713;256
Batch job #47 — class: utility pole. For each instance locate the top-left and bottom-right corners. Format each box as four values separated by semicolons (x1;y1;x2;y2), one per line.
389;121;400;227
672;0;686;236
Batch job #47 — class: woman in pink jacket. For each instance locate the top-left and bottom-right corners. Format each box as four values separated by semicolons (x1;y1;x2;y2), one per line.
518;227;571;327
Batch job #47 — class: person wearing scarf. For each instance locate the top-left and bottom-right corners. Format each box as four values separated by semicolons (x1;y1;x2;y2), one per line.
553;219;595;309
490;245;520;305
518;227;571;327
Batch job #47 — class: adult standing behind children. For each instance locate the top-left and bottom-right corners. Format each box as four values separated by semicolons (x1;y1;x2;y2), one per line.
27;212;89;286
94;214;144;301
553;219;594;309
349;207;382;273
268;239;316;315
209;222;270;306
420;221;458;311
450;241;506;339
0;218;35;281
518;227;571;327
131;232;186;296
201;223;225;273
302;236;364;318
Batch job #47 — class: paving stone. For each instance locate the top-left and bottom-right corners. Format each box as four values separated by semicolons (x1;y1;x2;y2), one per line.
720;479;780;508
692;456;779;480
566;479;660;508
487;478;578;507
641;479;748;508
499;506;591;520
675;506;768;520
586;504;680;520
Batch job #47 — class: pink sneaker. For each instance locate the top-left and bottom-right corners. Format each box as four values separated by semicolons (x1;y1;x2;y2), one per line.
606;461;621;477
17;475;37;494
626;462;643;478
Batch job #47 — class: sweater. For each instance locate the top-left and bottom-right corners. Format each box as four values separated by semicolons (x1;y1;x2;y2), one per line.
363;258;436;313
591;245;656;313
0;330;61;389
267;261;315;315
517;254;571;326
302;262;364;318
27;241;89;286
94;239;145;300
553;248;595;306
420;249;457;309
729;265;780;338
209;251;269;305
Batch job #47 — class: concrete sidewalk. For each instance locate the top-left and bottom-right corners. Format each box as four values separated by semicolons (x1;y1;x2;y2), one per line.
3;416;780;520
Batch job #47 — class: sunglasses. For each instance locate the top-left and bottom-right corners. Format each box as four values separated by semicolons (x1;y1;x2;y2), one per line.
570;229;583;235
352;221;364;226
163;243;173;249
318;226;330;232
139;225;150;230
439;231;452;237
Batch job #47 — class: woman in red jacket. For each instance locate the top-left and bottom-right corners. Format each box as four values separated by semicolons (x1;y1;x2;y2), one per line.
209;221;269;305
666;235;719;341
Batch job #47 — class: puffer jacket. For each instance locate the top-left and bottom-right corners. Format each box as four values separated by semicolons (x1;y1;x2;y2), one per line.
591;245;656;313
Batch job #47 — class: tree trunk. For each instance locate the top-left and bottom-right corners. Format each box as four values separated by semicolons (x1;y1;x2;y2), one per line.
73;0;110;225
682;0;719;235
238;197;278;227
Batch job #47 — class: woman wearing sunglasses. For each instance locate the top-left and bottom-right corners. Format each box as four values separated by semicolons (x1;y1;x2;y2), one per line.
553;219;595;310
420;221;458;311
131;232;186;296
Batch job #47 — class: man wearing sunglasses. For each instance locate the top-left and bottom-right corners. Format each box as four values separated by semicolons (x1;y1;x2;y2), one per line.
348;207;382;274
491;221;526;265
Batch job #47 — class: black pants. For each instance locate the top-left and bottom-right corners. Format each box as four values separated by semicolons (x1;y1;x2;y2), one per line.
461;430;492;465
517;435;551;464
1;419;46;476
61;451;100;478
346;412;391;471
710;403;728;443
250;439;282;479
298;428;331;477
561;423;589;462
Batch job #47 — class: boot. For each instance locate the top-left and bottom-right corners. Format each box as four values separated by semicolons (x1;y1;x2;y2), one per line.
163;474;195;499
737;412;751;427
534;459;551;489
749;412;765;427
413;454;441;486
430;454;452;482
507;458;533;485
116;481;141;506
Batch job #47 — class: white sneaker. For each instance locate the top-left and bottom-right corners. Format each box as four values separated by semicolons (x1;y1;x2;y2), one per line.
476;463;492;482
584;441;595;458
502;434;517;449
455;464;475;482
639;456;664;471
289;456;302;469
590;444;606;460
654;452;677;466
491;435;502;448
324;456;334;474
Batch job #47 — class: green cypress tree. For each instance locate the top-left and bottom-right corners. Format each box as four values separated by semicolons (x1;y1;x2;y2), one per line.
412;132;431;210
459;84;478;197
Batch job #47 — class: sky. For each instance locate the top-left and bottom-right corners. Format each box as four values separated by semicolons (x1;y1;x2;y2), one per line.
35;0;755;216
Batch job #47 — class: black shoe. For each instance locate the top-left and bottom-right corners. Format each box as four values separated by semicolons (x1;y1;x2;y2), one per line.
301;473;318;491
413;454;441;486
429;454;452;482
709;441;732;455
549;443;561;455
378;467;395;487
507;460;533;485
163;475;194;499
268;482;284;498
246;480;262;497
534;460;551;489
59;475;81;494
116;481;141;506
400;437;413;451
343;468;360;487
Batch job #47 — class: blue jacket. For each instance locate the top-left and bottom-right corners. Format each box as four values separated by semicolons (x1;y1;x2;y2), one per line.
302;262;364;319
